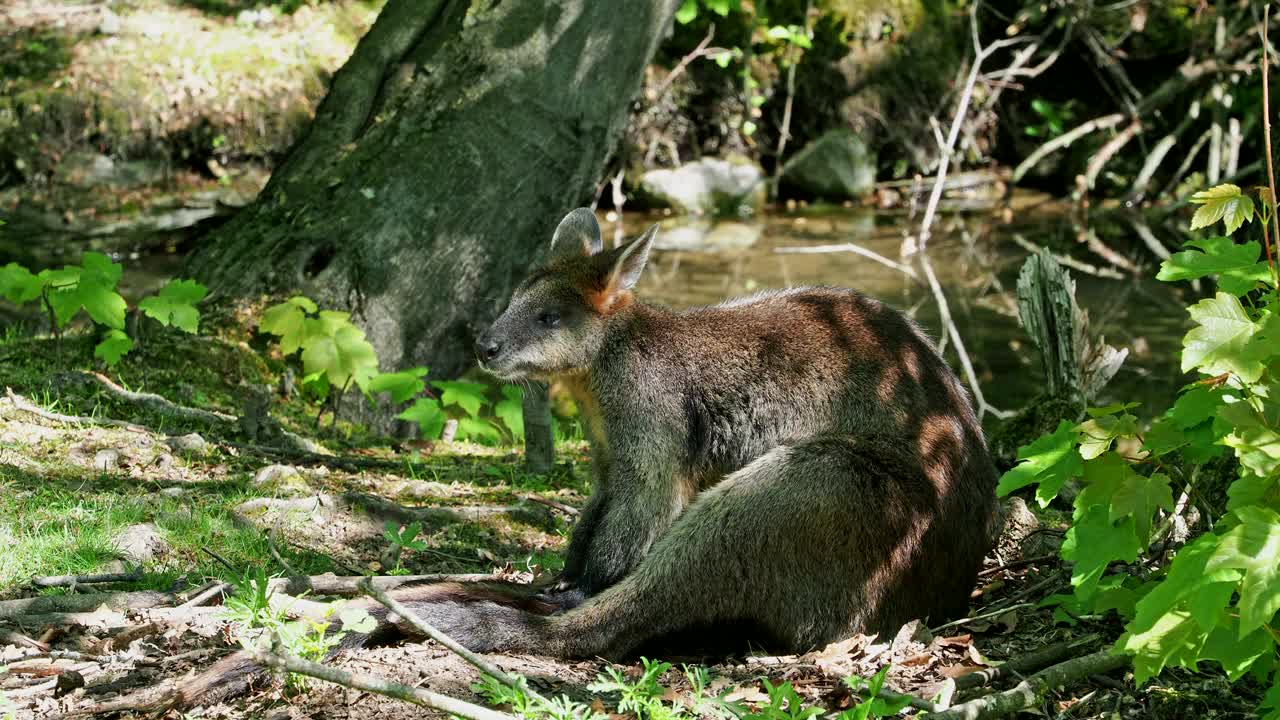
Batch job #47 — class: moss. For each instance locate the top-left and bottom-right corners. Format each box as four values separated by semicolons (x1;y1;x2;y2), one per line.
0;0;381;185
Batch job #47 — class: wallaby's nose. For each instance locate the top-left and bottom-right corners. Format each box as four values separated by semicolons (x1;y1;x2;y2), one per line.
476;337;503;361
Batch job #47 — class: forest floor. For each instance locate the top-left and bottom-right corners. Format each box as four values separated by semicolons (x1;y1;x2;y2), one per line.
0;325;1261;720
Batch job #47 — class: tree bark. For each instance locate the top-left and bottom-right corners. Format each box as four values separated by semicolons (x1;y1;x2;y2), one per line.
187;0;681;379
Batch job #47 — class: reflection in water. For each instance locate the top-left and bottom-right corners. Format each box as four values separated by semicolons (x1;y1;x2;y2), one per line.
604;208;1191;424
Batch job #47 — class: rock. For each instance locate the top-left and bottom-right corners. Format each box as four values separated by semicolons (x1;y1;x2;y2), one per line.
93;449;120;472
652;221;762;252
253;464;311;495
160;486;186;499
97;8;121;35
638;158;764;215
112;523;169;564
166;433;209;455
781;129;876;199
55;152;166;189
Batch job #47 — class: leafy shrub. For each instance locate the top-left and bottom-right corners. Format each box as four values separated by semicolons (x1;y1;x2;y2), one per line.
999;182;1280;715
0;253;205;366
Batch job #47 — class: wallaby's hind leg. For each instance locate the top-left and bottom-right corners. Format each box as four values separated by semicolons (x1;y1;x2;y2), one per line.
539;434;991;659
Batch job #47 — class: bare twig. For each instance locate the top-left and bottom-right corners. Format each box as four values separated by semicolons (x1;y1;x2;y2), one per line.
930;602;1035;634
266;573;494;597
651;23;717;100
249;638;517;720
1009;236;1124;279
922;651;1129;720
1084;120;1143;189
358;578;548;704
1260;8;1280;288
977;554;1059;578
1012;114;1125;183
523;495;580;516
175;582;228;610
775;243;920;279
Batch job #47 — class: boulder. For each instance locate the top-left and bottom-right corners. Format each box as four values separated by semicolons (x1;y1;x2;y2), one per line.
781;129;876;199
638;158;764;215
253;464;312;495
653;220;762;252
112;523;170;565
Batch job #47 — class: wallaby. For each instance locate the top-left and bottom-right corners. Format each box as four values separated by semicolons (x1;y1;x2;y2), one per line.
152;209;997;711
419;208;999;657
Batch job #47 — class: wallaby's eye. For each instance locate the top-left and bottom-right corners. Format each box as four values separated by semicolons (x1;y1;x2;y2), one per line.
538;311;561;328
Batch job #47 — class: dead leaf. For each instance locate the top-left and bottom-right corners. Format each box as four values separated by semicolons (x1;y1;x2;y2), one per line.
901;652;932;667
939;664;983;679
966;643;989;666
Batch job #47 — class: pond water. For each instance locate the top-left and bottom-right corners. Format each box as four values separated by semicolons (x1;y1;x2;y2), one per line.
5;198;1195;425
606;202;1193;424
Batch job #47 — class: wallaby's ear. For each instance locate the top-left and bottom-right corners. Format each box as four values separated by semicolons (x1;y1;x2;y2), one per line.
549;207;603;259
606;223;658;292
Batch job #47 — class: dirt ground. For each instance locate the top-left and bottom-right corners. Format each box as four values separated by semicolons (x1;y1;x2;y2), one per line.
0;332;1263;720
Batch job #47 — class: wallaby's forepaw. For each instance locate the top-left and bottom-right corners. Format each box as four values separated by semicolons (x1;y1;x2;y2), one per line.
534;585;586;613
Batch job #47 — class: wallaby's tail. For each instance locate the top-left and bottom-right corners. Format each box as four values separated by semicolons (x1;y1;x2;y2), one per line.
407;433;995;659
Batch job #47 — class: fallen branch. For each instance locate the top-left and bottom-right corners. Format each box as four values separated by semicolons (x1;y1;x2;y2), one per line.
0;591;172;621
977;554;1059;578
175;581;228;609
248;638;517;720
5;387;147;433
358;578;548;704
952;634;1101;690
31;570;142;589
1012;114;1125;183
1009;236;1123;279
774;243;919;280
0;631;49;652
1084;120;1143;190
268;573;495;597
523;495;580;516
929;602;1034;635
922;651;1129;720
82;371;237;426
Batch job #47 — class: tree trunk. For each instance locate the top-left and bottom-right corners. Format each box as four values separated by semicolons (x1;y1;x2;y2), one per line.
187;0;680;379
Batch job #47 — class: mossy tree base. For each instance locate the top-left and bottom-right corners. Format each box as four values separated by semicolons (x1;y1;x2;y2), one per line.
188;0;682;378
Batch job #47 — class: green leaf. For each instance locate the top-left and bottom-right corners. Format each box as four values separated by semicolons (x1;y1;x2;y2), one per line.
339;607;377;634
94;329;134;366
1199;618;1272;681
675;0;697;23
432;381;489;418
1181;293;1264;382
1076;413;1138;460
80;251;123;286
138;279;207;333
1189;183;1255;234
1226;471;1280;512
1086;402;1139;418
260;296;316;355
1204;506;1280;633
1062;504;1140;600
1120;610;1207;683
368;367;429;403
1261;676;1280;720
299;315;379;391
996;420;1082;507
1157;237;1273;294
45;287;82;327
495;385;524;441
1167;385;1227;429
1131;534;1240;633
1220;399;1280;478
1110;472;1174;542
1141;416;1188;457
78;276;127;330
398;398;447;440
0;263;44;304
455;417;502;444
